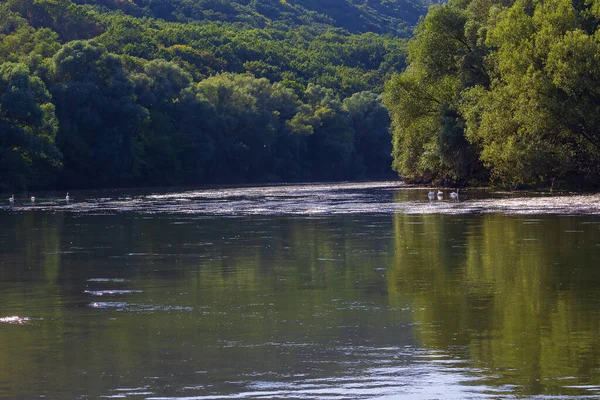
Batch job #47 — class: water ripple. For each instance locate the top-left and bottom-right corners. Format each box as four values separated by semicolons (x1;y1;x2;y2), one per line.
89;302;193;312
84;290;143;296
3;182;600;216
0;316;31;324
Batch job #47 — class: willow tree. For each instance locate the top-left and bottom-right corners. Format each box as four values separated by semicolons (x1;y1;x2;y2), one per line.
386;0;600;188
384;0;489;184
461;0;600;188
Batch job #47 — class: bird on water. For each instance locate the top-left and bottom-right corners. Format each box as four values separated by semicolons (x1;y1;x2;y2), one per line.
31;196;35;203
437;190;443;200
428;191;435;200
450;189;459;200
9;195;14;203
66;193;70;202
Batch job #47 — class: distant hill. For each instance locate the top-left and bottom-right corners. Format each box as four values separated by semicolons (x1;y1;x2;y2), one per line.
72;0;428;37
10;0;426;96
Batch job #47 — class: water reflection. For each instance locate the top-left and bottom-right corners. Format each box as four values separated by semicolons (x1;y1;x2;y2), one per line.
0;184;599;398
390;212;600;397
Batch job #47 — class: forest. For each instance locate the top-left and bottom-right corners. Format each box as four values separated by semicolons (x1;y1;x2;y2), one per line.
0;0;427;190
385;0;600;189
3;0;599;191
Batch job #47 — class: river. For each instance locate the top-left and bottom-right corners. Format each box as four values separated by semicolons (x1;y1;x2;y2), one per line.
1;182;600;399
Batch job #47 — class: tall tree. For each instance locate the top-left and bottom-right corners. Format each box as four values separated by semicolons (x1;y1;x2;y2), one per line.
461;0;600;187
384;1;488;184
343;91;393;177
195;73;302;182
0;62;61;189
50;40;146;187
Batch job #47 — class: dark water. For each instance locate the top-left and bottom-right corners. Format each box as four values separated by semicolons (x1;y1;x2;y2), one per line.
1;182;600;399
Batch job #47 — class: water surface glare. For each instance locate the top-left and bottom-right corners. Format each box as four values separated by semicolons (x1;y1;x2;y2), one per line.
2;181;600;215
1;182;600;399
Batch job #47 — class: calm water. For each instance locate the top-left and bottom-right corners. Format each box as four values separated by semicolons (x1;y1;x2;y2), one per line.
1;182;600;399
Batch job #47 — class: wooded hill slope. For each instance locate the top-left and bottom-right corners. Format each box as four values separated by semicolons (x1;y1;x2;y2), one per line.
72;0;427;37
0;0;428;190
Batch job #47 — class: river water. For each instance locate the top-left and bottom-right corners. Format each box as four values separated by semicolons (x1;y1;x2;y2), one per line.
1;182;600;399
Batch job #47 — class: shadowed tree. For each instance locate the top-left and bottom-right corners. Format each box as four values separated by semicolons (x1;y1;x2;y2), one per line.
343;91;394;177
0;62;61;190
50;40;146;187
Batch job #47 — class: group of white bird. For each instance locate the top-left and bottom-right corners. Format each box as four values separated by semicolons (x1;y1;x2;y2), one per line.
428;189;459;201
8;193;69;204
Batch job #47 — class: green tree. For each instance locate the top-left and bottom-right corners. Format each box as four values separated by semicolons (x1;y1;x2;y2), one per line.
0;62;61;190
461;0;600;188
343;91;393;177
131;59;219;185
303;84;358;180
7;0;102;42
50;40;146;187
195;73;302;182
384;2;488;184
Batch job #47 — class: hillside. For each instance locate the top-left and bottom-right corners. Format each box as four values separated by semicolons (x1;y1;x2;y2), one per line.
0;0;428;190
72;0;428;37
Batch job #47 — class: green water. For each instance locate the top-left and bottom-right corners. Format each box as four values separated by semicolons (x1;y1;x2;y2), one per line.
1;184;600;399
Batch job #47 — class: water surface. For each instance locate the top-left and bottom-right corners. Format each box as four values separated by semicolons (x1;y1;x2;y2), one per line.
1;182;600;399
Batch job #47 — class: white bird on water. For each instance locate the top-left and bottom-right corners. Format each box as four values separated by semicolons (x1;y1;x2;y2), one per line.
9;195;14;203
437;190;443;200
450;189;459;200
30;196;35;203
427;191;435;200
65;192;70;202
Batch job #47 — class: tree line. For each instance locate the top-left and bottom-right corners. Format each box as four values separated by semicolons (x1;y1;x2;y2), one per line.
1;0;412;190
384;0;600;189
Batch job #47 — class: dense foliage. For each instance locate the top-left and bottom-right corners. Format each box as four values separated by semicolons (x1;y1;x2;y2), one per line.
0;0;416;190
384;0;600;188
72;0;427;37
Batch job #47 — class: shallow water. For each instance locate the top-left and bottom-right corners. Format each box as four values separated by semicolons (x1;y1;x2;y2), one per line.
1;182;600;399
